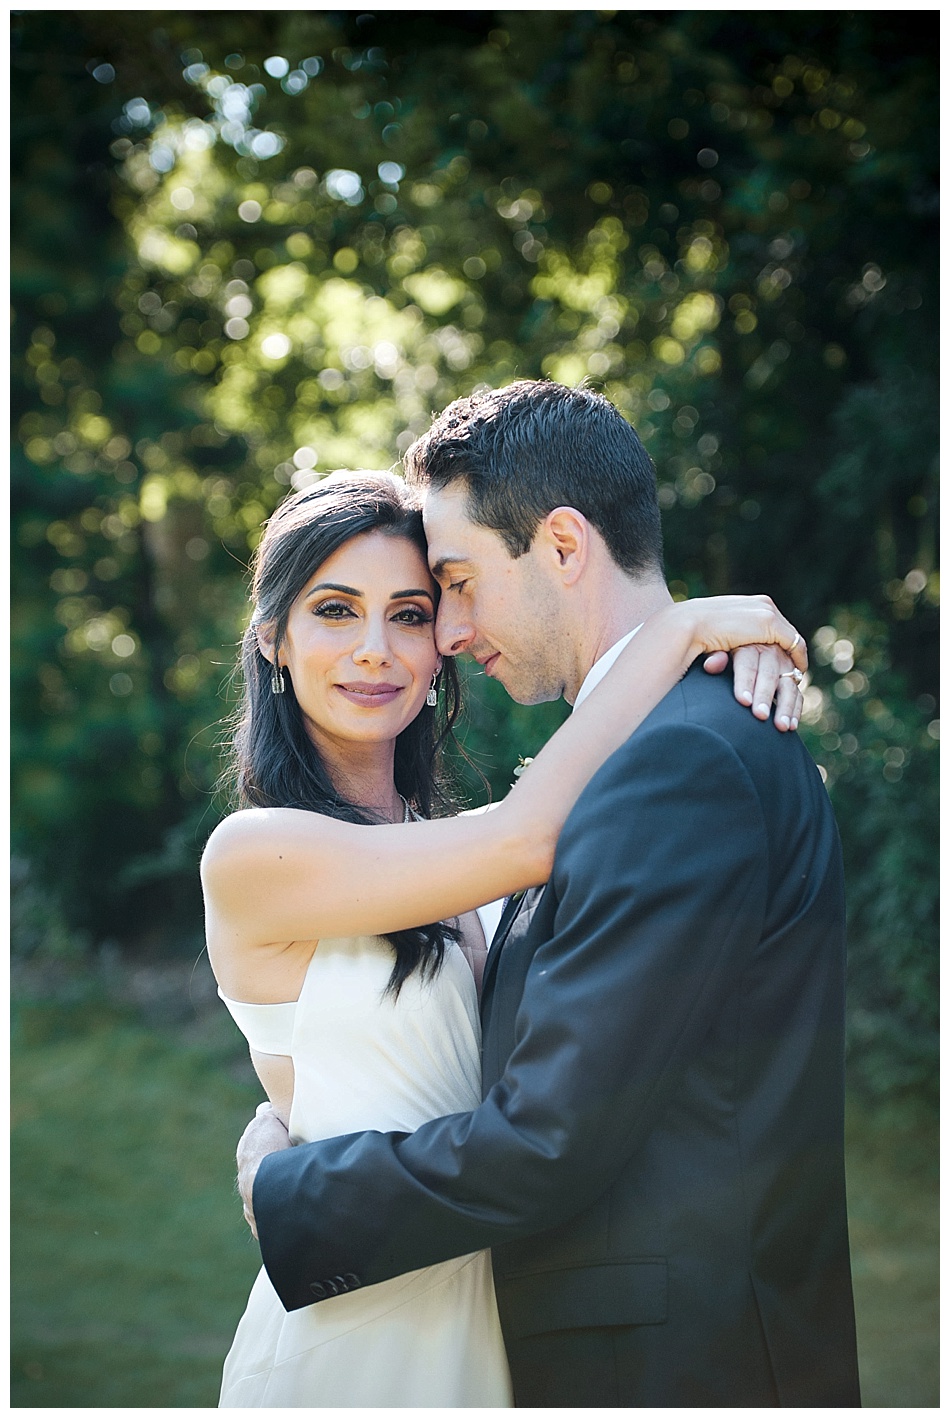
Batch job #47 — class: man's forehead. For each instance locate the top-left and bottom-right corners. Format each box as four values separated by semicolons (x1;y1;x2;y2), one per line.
421;481;471;528
421;483;477;558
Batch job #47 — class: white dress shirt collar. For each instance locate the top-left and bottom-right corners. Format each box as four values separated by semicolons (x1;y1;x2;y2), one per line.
572;626;642;712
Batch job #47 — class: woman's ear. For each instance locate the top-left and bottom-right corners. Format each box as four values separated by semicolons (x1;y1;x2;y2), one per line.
255;620;278;665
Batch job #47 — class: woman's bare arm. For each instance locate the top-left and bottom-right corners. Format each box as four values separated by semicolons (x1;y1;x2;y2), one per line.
203;594;804;997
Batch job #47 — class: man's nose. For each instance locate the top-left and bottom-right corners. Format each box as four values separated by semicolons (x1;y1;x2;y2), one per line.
435;602;475;657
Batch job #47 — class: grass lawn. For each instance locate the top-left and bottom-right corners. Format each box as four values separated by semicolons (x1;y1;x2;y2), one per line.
11;1007;263;1407
11;1006;939;1407
844;1097;939;1407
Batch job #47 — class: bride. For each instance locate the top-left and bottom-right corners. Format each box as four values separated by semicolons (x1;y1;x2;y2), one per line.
201;471;805;1407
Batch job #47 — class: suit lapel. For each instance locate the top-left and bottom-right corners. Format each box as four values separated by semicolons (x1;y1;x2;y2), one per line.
480;886;538;1017
494;890;527;947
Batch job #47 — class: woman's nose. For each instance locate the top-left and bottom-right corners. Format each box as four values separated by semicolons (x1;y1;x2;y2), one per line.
353;616;394;665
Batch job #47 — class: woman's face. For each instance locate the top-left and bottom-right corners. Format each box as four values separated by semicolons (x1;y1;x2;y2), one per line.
268;530;440;756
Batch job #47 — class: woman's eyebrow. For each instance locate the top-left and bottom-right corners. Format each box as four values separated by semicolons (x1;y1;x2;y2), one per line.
304;582;434;602
392;587;434;602
305;582;361;598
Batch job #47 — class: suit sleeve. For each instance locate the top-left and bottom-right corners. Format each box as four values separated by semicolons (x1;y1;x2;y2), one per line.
254;721;769;1311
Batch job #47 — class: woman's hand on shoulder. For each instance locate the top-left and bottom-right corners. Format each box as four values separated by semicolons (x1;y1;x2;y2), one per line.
668;593;807;733
704;643;804;730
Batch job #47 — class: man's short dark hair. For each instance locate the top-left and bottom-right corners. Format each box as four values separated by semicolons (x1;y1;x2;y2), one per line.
403;379;664;577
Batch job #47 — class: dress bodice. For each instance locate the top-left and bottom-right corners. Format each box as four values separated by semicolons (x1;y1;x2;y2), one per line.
286;933;483;1145
220;913;501;1146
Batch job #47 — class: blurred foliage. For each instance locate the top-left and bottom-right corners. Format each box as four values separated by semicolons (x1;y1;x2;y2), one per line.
11;12;937;1100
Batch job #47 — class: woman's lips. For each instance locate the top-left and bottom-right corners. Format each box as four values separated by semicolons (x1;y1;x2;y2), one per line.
335;682;405;706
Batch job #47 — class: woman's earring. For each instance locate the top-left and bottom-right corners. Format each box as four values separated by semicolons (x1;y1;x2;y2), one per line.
426;669;439;707
271;663;286;696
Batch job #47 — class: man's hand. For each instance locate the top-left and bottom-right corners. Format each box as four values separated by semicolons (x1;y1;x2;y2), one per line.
236;1102;291;1239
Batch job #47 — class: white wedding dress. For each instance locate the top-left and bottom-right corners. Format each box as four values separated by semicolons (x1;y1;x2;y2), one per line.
217;904;512;1408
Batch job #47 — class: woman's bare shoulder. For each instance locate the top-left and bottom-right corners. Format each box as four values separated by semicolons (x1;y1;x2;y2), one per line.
201;806;337;884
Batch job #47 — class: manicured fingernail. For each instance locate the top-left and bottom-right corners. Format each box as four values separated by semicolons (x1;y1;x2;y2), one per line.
739;690;753;705
778;715;790;729
791;717;799;730
756;703;769;717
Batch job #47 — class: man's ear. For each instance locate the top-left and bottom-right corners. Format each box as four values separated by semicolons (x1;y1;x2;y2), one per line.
541;507;590;586
255;620;278;665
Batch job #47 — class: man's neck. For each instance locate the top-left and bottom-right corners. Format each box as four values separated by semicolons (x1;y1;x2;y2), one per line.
565;575;674;704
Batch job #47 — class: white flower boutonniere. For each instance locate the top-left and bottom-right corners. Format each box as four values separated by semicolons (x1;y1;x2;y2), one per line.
511;755;534;789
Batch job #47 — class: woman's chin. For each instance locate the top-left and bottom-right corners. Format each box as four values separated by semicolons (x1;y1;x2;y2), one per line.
304;703;426;748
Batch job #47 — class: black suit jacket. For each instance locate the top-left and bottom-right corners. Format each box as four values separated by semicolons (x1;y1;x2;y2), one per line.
254;665;860;1407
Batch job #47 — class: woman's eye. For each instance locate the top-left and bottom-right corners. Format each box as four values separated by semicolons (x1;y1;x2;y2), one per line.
393;606;433;626
313;600;353;619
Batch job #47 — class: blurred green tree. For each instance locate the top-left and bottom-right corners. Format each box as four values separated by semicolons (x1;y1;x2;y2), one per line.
11;11;937;1099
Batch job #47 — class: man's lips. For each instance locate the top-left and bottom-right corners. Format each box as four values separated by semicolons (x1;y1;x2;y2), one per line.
335;682;406;705
478;653;501;678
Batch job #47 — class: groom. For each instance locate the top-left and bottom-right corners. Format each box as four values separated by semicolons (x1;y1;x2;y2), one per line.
240;381;860;1406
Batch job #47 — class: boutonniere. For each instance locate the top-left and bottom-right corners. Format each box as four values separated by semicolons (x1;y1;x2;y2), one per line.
511;755;534;789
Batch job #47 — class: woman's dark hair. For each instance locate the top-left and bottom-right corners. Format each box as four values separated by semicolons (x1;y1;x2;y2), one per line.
404;378;664;577
228;470;462;995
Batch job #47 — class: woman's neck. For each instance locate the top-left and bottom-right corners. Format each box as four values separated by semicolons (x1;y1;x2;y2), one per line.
308;731;403;823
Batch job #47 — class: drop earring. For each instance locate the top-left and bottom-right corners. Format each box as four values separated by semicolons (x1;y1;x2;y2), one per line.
271;662;286;695
426;670;438;707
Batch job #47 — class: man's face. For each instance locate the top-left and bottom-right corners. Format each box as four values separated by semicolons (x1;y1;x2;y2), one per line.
422;482;568;705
